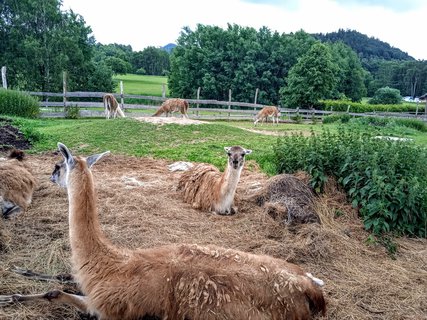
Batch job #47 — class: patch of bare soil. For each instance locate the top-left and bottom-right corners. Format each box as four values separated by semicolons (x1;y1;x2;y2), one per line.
0;153;426;319
134;116;209;125
240;127;313;137
0;119;32;152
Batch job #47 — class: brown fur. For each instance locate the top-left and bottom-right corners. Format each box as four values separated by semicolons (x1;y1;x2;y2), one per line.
254;106;281;126
103;93;125;119
0;150;36;217
177;146;251;215
153;98;189;118
58;146;326;319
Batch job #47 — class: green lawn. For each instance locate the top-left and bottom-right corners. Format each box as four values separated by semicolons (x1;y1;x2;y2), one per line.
8;116;427;176
113;74;169;96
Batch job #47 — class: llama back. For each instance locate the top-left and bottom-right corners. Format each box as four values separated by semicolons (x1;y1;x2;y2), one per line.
177;164;222;211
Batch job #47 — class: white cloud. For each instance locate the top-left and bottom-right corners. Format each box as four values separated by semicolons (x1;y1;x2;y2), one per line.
61;0;426;60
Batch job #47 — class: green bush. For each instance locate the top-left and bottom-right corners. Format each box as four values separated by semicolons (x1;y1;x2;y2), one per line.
369;87;402;105
350;117;427;132
0;89;40;118
274;127;427;238
322;114;351;124
319;99;417;113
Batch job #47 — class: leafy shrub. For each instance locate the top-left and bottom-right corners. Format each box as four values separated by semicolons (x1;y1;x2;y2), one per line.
319;99;417;113
350;117;427;132
290;113;303;124
65;105;80;119
274;127;427;237
369;87;402;105
0;89;39;118
322;114;351;124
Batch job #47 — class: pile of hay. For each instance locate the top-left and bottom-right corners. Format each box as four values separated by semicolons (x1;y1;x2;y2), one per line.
247;172;320;225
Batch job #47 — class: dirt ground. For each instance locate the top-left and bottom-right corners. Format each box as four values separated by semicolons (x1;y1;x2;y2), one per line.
134;116;209;125
0;120;32;151
0;150;426;320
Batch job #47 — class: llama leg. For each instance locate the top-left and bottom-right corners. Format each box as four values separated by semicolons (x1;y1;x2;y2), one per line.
10;266;76;284
0;291;89;313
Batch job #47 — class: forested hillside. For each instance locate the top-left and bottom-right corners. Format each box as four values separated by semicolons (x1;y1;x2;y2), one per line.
313;29;413;61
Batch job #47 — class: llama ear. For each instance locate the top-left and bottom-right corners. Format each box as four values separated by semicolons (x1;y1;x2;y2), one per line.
57;142;75;167
86;151;110;168
224;147;231;153
244;149;252;155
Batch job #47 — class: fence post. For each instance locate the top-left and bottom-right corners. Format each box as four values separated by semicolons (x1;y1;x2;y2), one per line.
253;88;259;117
228;89;232;120
63;71;67;112
120;81;125;110
162;83;166;98
1;66;7;89
346;105;350;113
196;87;201;117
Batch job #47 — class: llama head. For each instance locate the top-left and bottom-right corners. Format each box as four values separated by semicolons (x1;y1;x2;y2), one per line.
224;146;252;170
50;143;110;188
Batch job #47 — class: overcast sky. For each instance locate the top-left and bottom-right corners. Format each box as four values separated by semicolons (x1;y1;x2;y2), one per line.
61;0;426;60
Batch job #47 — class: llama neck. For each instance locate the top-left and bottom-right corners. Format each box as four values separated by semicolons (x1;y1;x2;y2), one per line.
221;164;243;194
67;167;115;267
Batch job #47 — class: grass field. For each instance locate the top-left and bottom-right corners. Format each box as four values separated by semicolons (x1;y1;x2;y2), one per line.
9;116;427;175
113;74;169;96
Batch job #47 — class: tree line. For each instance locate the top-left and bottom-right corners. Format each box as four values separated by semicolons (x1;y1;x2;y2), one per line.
1;0;426;108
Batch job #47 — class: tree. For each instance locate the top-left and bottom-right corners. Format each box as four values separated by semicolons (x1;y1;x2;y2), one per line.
280;43;338;108
168;24;316;103
0;0;110;92
132;47;170;75
369;87;401;104
329;42;366;102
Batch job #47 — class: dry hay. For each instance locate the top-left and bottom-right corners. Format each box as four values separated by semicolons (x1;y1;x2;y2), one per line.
247;172;320;225
134;116;209;125
0;153;426;319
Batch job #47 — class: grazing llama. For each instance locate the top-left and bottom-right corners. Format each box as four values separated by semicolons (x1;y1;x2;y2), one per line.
0;143;326;320
153;98;189;118
0;149;36;219
254;105;281;126
103;93;125;119
177;146;251;215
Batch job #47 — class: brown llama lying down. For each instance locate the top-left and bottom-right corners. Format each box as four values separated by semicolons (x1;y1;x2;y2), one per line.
0;149;36;219
0;143;326;320
103;93;126;119
178;146;251;215
153;98;189;118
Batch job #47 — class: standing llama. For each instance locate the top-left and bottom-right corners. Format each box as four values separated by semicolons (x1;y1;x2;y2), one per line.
103;93;125;119
153;98;189;118
254;105;281;126
0;143;326;320
0;149;36;219
177;146;251;215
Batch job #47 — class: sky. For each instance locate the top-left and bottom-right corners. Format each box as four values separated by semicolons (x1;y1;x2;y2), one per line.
61;0;426;60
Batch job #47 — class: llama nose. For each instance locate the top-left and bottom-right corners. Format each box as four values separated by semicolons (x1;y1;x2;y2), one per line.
233;160;239;165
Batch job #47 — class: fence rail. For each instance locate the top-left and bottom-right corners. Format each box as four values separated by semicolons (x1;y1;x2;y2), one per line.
29;91;427;122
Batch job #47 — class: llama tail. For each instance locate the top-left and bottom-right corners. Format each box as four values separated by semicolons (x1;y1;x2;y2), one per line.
117;106;126;118
303;278;326;316
152;107;163;117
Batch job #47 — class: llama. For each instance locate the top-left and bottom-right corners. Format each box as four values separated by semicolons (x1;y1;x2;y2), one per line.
0;143;326;320
254;105;281;126
177;146;251;215
0;149;36;219
103;93;125;119
153;98;189;118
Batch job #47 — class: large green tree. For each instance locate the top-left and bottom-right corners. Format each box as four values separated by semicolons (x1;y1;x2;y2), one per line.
0;0;114;92
169;24;316;104
280;42;338;108
132;46;170;76
329;42;366;102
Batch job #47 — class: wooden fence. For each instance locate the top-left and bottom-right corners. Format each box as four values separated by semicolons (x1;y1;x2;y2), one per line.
28;91;427;122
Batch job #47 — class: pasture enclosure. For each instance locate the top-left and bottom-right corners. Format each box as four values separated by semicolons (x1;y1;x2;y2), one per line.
29;90;427;122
